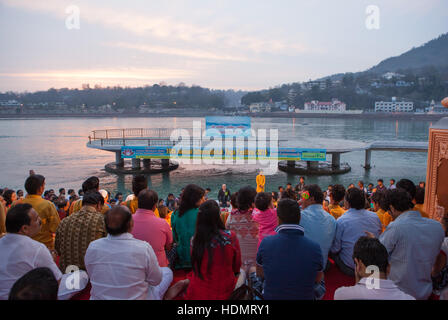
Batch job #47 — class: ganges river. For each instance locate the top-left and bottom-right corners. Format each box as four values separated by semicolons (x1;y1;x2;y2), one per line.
0;116;430;199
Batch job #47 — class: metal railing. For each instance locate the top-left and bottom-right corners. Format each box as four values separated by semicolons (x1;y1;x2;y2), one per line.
88;128;195;147
90;128;185;140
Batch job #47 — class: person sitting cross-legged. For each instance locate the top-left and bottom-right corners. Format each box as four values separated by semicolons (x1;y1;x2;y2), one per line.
369;189;445;300
85;205;173;300
255;198;324;300
299;184;336;299
55;191;106;272
330;188;382;277
0;204;88;300
177;200;243;300
132;189;173;268
334;236;415;300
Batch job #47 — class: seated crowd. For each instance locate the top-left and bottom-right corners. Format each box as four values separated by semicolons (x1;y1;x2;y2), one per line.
0;173;447;301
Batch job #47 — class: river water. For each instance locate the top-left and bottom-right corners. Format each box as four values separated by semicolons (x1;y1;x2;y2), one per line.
0;116;431;199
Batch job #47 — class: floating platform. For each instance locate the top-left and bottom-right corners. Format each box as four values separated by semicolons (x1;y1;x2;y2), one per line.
104;159;179;175
278;160;351;175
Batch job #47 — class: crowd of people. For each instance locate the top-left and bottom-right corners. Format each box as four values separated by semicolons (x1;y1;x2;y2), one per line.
0;172;447;301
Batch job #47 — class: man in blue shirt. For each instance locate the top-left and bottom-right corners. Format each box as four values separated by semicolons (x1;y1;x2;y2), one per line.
330;188;382;277
376;189;444;300
299;184;336;298
256;198;323;300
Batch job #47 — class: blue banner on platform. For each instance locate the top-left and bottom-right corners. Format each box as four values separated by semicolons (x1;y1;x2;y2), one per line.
121;146;326;161
205;116;251;137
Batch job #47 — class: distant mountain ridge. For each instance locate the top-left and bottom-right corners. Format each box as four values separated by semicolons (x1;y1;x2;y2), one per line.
368;33;448;74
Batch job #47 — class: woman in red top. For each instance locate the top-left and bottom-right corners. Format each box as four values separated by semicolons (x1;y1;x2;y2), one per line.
184;200;242;300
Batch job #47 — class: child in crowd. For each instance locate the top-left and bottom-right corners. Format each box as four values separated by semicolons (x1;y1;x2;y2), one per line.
252;192;277;249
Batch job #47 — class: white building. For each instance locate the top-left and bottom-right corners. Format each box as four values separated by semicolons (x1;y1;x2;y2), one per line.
249;102;271;113
304;99;346;112
375;97;413;112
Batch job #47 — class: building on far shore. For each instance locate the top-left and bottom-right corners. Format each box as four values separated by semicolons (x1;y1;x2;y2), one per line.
304;99;346;112
249;102;271;113
375;97;414;113
426;100;448;114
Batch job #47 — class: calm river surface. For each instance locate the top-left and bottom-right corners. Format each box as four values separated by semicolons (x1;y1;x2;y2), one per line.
0;116;431;199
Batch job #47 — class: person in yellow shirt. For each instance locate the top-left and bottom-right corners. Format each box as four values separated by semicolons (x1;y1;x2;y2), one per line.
328;184;346;219
69;177;109;215
256;170;265;193
19;174;60;250
414;186;429;218
371;191;390;231
125;175;159;217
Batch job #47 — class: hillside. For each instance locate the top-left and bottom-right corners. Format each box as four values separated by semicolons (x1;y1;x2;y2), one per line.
369;33;448;74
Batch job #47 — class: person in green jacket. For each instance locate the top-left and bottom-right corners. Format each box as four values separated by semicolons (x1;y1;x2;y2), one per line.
171;184;205;269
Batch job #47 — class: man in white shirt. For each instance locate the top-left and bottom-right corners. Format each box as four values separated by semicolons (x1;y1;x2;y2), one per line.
85;205;173;300
335;236;414;300
0;203;88;300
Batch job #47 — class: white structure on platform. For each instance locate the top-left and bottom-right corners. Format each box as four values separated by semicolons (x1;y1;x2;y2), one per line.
304;99;346;112
375;97;413;113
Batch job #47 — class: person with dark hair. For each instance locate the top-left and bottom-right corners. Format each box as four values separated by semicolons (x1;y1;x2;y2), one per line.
19;174;60;250
330;188;382;277
55;191;106;272
226;186;259;268
165;193;176;212
171;184;205;269
58;188;66;198
376;179;386;193
182;200;242;299
3;189;17;209
389;179;396;190
114;192;123;205
218;184;231;208
419;181;426;189
85;205;173;300
66;189;75;201
328;184;346;219
299;184;336;298
334;237;415;300
255;198;323;300
125;175;160;218
252;192;277;249
69;176;109;215
55;196;68;221
271;191;278;208
204;188;211;200
281;188;297;201
16;189;24;200
0;204;87;300
278;186;284;199
396;179;429;218
8;267;59;300
132;190;173;267
370;191;391;231
78;189;84;198
295;176;306;195
372;188;444;300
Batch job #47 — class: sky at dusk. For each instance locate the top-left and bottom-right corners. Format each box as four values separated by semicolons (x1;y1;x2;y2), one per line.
0;0;447;92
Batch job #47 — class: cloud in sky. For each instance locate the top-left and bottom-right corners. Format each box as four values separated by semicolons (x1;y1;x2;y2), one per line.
0;0;447;91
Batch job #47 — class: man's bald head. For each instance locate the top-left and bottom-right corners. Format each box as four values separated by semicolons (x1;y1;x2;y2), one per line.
105;205;132;235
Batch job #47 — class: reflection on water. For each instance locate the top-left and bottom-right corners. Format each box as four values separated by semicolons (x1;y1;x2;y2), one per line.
0;117;430;199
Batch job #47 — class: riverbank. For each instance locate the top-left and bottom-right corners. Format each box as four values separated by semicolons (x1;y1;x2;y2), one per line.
0;111;446;121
